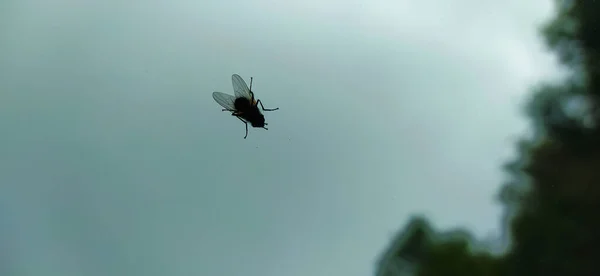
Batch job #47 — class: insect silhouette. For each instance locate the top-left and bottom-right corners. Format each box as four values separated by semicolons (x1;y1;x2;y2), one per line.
212;74;279;139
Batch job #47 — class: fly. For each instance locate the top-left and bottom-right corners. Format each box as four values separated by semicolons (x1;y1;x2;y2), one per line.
212;74;279;139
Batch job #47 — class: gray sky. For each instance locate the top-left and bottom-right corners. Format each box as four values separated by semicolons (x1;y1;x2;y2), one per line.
0;1;564;275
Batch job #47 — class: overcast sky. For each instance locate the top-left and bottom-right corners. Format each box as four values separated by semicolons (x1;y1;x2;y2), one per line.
0;1;565;275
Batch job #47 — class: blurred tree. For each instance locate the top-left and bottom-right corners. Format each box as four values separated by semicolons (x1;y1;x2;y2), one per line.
499;0;600;275
416;238;501;276
380;1;600;275
413;0;600;275
376;215;501;276
375;216;433;276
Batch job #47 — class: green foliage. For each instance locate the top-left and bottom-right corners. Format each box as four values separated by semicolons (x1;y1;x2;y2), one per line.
540;0;580;68
501;136;600;276
405;1;600;275
499;0;600;275
541;0;600;96
416;239;501;276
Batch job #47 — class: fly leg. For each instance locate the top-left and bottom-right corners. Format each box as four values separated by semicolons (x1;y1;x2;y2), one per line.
233;114;248;139
256;99;279;111
242;119;248;139
247;90;278;111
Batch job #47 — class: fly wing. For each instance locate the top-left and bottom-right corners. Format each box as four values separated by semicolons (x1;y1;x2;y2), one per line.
212;92;237;110
232;74;252;100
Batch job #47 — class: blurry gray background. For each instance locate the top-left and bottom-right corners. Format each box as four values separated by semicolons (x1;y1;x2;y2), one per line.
0;0;564;275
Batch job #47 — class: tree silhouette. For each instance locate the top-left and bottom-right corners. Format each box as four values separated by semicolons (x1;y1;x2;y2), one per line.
379;1;600;275
499;0;600;275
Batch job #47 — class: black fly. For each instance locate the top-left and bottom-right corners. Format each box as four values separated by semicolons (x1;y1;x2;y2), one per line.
212;74;279;139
